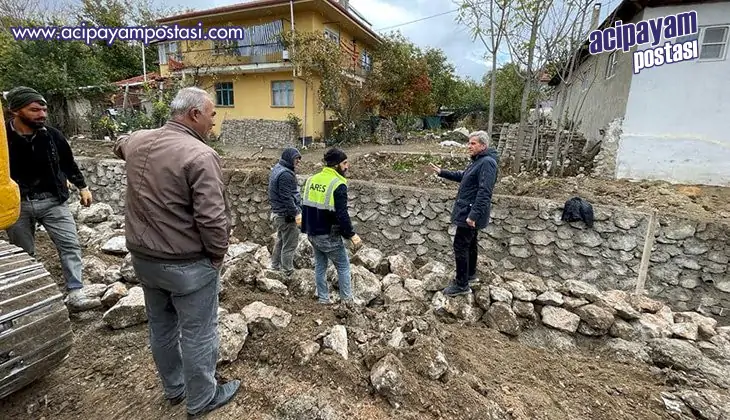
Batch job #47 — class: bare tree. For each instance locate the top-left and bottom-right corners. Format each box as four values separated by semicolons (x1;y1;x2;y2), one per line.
505;0;585;173
544;0;599;175
456;0;512;136
0;0;75;27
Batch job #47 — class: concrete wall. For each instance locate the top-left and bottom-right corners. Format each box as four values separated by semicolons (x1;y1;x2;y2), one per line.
617;3;730;186
551;12;641;148
75;157;730;318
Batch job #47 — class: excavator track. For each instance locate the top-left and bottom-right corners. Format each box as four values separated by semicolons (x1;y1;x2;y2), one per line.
0;240;73;400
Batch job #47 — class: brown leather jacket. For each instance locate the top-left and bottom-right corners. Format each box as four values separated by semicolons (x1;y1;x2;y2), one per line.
113;121;230;263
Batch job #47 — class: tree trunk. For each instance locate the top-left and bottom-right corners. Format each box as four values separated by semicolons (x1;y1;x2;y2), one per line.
511;18;538;173
488;51;497;137
550;0;590;176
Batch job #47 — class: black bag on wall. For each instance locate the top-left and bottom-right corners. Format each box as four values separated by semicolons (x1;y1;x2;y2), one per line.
561;197;594;228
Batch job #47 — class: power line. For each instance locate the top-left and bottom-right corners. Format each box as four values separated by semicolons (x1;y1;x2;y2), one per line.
373;1;489;32
374;8;461;32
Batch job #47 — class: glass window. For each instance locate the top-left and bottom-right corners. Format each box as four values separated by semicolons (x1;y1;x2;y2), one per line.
272;81;294;107
699;25;728;60
215;82;234;106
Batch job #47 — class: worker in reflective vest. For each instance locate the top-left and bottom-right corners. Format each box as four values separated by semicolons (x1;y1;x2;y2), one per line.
301;148;362;305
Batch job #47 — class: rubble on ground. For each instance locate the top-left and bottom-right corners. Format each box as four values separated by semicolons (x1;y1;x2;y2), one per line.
61;200;730;418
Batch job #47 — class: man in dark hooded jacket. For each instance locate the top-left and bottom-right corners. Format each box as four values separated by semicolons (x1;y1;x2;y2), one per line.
430;130;499;296
268;147;302;276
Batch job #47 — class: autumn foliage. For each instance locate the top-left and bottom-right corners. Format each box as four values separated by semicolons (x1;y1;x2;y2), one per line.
281;29;436;141
363;32;434;118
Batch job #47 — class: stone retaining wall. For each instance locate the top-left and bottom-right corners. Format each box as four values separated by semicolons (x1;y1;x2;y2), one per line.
77;158;126;211
75;157;730;318
648;215;730;317
218;118;297;149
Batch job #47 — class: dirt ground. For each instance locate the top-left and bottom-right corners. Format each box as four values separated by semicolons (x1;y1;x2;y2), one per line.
71;138;730;223
0;233;678;420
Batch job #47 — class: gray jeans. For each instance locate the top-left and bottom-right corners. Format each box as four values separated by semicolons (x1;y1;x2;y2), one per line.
5;197;83;290
271;214;299;274
131;255;220;413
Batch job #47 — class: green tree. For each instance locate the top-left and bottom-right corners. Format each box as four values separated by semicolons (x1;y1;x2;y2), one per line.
483;63;535;124
449;78;488;115
76;0;162;81
365;31;433;128
457;0;512;136
0;0;179;96
423;47;461;111
281;29;371;144
0;19;111;96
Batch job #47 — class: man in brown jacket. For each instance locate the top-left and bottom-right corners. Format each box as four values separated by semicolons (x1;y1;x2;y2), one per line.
113;87;239;418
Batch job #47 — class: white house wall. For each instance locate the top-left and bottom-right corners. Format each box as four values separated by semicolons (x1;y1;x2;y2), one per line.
551;13;643;148
617;2;730;186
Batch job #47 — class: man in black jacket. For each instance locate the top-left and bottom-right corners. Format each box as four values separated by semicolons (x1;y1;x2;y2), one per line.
3;86;98;311
268;147;302;277
430;130;499;296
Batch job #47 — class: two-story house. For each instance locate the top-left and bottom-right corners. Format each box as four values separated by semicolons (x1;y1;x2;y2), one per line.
155;0;380;146
550;0;729;187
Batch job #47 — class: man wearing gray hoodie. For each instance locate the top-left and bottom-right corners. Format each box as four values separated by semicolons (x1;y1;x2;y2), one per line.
268;147;302;276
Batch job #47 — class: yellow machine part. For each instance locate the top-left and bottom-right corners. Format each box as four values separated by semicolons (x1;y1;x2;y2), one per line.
0;111;20;230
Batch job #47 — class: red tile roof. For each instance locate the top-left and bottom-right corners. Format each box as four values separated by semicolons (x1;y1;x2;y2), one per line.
113;72;163;86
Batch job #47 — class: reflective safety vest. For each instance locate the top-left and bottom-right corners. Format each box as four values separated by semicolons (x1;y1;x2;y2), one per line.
302;167;347;211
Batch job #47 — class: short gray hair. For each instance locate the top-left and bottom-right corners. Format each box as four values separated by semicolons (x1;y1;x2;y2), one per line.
169;87;213;118
469;130;490;146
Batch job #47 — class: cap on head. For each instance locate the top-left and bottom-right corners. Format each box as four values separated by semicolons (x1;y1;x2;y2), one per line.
324;148;347;167
5;86;47;112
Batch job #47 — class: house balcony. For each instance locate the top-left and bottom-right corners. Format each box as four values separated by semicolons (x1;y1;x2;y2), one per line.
163;49;293;76
339;41;371;81
159;24;373;79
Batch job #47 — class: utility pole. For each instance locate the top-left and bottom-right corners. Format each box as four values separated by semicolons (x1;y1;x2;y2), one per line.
141;41;147;82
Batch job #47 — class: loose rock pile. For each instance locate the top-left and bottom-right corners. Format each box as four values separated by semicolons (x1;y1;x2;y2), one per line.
65;202;730;418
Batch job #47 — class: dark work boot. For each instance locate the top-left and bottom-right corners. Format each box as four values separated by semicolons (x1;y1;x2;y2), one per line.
443;283;472;297
187;380;241;418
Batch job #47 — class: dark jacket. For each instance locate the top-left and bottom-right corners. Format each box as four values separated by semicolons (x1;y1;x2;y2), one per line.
561;197;594;228
301;175;355;239
439;147;499;230
6;120;87;202
113;121;231;263
268;148;301;219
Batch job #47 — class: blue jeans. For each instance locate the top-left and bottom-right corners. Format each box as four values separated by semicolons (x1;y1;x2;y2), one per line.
308;234;352;303
131;255;220;414
5;197;83;290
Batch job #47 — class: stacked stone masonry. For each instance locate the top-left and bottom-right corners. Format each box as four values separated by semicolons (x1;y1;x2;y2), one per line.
591;117;622;179
497;123;587;168
219;118;297;149
648;215;730;317
75;157;730;319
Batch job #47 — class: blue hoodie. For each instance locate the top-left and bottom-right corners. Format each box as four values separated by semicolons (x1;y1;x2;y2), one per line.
268;147;301;218
438;147;500;230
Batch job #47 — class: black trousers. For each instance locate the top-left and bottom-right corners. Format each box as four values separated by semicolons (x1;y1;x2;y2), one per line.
453;226;479;287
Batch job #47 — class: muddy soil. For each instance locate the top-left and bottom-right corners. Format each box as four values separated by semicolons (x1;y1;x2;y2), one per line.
71;138;730;223
0;234;676;420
